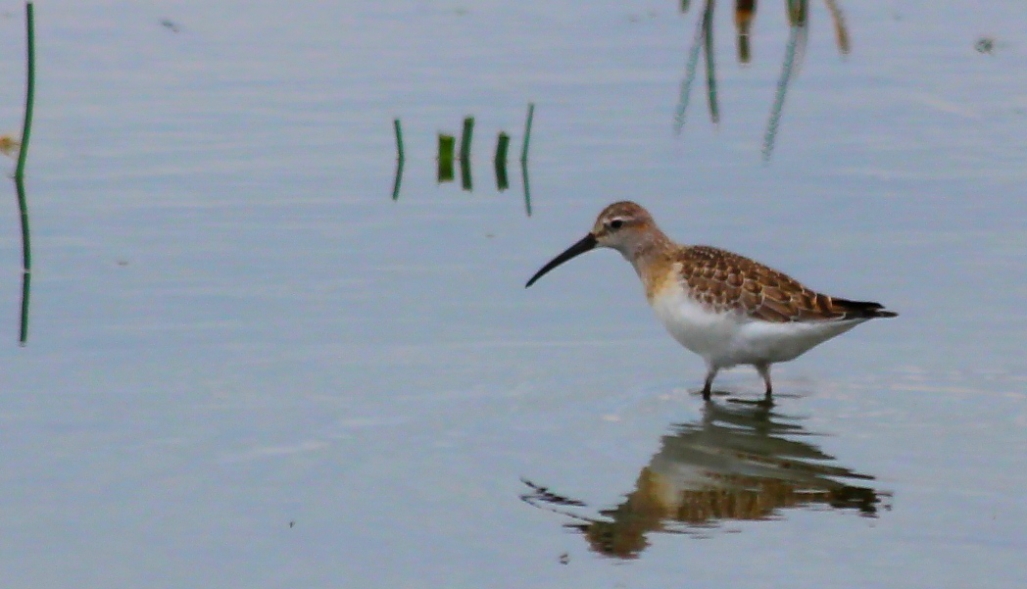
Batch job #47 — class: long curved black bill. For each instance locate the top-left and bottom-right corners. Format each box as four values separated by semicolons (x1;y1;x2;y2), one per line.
525;233;597;288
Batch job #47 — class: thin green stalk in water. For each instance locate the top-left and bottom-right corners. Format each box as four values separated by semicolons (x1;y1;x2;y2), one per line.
702;0;718;124
437;134;455;183
459;154;473;192
762;9;808;162
520;159;532;217
15;2;35;184
391;119;404;200
14;2;35;344
673;0;710;134
15;2;35;272
494;132;510;192
459;116;474;160
494;132;510;165
393;118;404;161
520;103;534;164
19;270;30;345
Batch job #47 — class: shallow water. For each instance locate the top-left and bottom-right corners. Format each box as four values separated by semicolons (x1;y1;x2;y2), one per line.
0;1;1025;587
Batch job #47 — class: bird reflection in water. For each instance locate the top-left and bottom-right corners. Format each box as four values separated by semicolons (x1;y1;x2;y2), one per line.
521;400;886;559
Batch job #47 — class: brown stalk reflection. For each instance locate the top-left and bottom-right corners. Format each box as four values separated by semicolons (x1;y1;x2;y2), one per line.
736;0;755;63
674;0;851;160
522;400;886;559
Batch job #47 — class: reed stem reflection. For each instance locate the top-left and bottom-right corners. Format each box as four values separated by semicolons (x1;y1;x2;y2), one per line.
675;0;851;161
521;158;532;217
12;2;35;345
391;118;404;200
437;134;455;184
494;132;510;192
703;0;719;124
762;0;808;161
673;0;710;134
735;0;756;63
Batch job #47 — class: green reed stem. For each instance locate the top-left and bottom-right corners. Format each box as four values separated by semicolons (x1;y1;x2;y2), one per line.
459;117;474;160
393;118;404;161
15;2;35;271
520;103;534;163
19;270;30;345
494;132;510;164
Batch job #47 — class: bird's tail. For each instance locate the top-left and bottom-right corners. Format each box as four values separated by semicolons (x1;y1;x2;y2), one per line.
831;298;898;319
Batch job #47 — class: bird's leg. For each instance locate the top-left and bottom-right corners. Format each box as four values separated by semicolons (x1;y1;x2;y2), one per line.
756;363;773;403
701;366;719;401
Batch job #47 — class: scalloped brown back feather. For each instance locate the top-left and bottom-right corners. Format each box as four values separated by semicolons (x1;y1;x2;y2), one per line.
675;246;896;323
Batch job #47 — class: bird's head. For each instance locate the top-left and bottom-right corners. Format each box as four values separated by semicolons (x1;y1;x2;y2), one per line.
525;201;658;287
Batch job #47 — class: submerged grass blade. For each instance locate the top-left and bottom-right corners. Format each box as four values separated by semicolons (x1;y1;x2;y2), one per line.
15;2;34;183
674;0;709;134
391;157;404;200
15;2;35;273
520;159;532;217
762;22;805;161
459;116;474;160
459;155;472;192
391;119;404;200
824;0;850;54
19;269;29;345
519;103;534;163
494;131;510;165
393;118;404;161
702;0;718;124
494;132;510;192
437;134;455;183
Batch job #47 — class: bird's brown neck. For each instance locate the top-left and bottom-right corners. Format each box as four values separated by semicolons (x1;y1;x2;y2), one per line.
622;227;679;300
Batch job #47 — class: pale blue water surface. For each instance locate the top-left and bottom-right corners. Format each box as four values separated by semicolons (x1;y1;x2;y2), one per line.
0;1;1025;587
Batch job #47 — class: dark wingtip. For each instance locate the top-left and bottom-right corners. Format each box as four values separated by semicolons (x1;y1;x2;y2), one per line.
833;298;898;319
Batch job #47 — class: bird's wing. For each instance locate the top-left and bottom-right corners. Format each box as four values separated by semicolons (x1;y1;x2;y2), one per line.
677;246;892;323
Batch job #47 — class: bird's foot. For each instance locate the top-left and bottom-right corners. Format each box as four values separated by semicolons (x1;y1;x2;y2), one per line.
694;388;730;401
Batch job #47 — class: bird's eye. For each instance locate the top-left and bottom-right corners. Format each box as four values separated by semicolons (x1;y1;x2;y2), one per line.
609;219;623;230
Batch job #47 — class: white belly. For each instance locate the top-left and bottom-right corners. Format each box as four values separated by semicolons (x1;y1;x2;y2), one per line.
649;284;866;369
